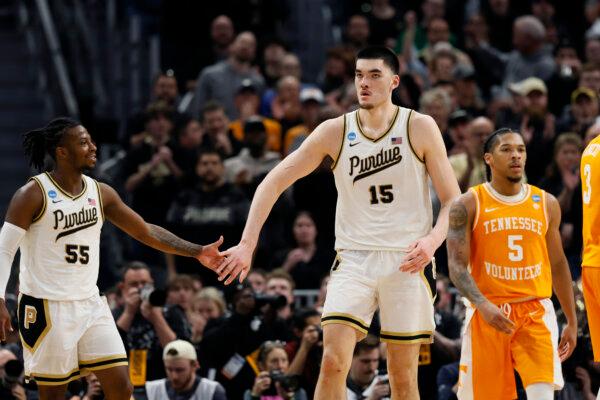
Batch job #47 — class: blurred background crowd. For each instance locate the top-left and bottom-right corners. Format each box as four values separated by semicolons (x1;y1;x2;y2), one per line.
2;0;600;399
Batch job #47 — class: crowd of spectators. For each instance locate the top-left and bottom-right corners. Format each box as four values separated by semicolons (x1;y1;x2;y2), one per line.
4;0;600;399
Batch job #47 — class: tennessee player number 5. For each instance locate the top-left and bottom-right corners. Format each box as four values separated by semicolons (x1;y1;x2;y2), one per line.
508;235;524;262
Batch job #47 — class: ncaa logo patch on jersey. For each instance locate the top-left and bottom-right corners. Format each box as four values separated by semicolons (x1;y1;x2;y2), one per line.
48;190;57;199
532;194;541;203
347;131;357;141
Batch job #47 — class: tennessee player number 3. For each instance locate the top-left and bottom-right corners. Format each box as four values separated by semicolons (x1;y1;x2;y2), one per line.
583;163;592;205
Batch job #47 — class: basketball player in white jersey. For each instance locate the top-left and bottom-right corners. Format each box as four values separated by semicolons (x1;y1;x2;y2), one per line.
216;46;461;399
0;118;224;400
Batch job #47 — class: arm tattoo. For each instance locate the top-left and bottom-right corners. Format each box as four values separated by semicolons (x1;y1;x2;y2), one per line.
446;201;487;306
148;224;202;257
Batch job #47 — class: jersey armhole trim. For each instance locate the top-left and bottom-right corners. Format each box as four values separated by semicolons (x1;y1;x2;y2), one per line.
407;109;425;164
94;179;105;223
29;177;46;223
542;189;549;234
331;114;346;170
470;187;480;231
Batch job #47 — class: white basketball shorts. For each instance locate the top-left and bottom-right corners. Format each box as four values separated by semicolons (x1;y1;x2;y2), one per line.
321;250;436;343
18;292;127;386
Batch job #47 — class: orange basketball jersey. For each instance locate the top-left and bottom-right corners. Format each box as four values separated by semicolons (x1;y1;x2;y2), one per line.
469;183;552;303
582;134;600;268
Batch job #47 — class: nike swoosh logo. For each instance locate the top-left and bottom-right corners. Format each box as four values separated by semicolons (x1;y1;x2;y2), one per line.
484;207;499;212
52;199;63;204
349;142;361;147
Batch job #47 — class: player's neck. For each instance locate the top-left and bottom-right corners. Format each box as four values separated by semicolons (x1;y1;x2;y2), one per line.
49;168;84;196
488;177;524;197
358;101;396;130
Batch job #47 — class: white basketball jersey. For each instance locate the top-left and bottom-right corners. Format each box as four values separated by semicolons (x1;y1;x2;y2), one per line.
332;107;433;251
19;173;103;300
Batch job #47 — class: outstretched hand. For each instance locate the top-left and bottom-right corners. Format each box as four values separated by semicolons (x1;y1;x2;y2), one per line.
215;242;254;285
196;236;225;271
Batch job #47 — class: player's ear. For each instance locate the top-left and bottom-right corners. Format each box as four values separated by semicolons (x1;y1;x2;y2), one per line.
55;146;68;161
483;152;492;167
391;74;400;90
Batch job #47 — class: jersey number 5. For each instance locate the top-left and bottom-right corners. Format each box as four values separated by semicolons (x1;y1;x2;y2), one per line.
369;185;394;205
65;244;90;264
508;235;523;262
583;163;592;205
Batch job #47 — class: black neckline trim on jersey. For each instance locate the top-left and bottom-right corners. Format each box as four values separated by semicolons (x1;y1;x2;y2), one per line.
45;172;88;200
355;106;400;143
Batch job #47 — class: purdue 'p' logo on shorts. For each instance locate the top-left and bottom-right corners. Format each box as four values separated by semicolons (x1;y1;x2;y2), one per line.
18;294;52;352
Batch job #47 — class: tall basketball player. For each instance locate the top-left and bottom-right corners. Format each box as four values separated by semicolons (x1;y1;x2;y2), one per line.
216;46;461;399
581;132;600;399
447;128;577;400
0;118;224;400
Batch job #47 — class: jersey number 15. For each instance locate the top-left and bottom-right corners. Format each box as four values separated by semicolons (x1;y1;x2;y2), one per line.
369;185;394;205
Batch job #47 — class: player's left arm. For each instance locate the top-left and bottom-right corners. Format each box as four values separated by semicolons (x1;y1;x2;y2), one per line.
545;192;577;361
99;182;223;271
401;112;461;272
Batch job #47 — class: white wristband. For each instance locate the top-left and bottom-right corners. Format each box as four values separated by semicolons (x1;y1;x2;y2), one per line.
0;222;26;299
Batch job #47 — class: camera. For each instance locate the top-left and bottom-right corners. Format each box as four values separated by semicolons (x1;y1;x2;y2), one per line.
560;64;573;78
268;370;301;393
1;359;23;388
254;294;287;310
315;326;323;341
0;359;23;399
139;284;166;307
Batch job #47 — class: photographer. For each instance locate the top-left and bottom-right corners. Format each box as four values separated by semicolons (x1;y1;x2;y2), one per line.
199;283;289;399
285;308;323;398
347;336;390;400
0;349;25;400
114;262;191;389
245;341;307;400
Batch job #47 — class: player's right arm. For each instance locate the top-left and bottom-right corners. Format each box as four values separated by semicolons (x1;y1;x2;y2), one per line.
447;192;515;334
0;181;45;340
99;183;224;271
217;116;344;285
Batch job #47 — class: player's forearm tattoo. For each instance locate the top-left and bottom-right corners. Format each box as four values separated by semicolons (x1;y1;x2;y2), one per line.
148;224;202;257
447;201;487;306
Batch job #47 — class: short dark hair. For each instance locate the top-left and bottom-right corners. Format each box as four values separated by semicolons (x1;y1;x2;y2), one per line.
356;46;399;75
483;128;524;181
167;274;195;292
153;69;176;85
121;260;151;279
197;147;224;163
292;308;321;330
353;335;380;356
201;101;225;120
